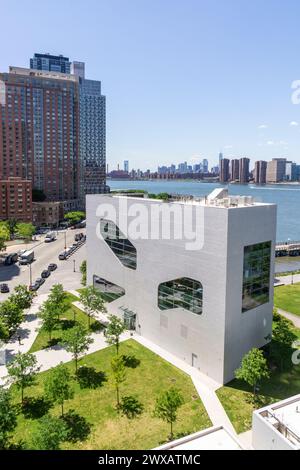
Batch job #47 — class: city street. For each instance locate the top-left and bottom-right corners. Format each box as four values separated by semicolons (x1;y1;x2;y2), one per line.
0;229;86;300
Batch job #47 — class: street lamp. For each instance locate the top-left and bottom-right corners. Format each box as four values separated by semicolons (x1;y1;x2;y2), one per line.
28;263;32;287
64;230;67;250
73;259;76;273
291;272;294;285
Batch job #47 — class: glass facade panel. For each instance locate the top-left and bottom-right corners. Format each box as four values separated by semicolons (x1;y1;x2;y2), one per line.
100;219;137;270
93;275;125;302
242;241;271;312
158;277;203;315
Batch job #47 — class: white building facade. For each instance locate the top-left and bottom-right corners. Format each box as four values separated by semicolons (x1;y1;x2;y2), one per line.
86;191;277;384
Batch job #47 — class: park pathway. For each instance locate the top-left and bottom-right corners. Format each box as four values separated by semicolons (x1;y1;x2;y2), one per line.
277;308;300;328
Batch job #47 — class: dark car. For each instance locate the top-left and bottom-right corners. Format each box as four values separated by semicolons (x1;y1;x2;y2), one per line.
4;253;18;265
29;283;39;291
48;263;57;271
41;269;50;278
75;232;84;241
0;283;9;293
36;277;45;286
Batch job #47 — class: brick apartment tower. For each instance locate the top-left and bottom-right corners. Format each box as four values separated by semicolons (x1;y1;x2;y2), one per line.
0;66;80;220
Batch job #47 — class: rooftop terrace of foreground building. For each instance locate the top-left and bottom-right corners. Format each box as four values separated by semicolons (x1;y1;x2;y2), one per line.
108;187;276;209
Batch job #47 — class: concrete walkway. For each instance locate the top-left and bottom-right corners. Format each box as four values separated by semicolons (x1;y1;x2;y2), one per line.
277;308;300;328
275;274;300;286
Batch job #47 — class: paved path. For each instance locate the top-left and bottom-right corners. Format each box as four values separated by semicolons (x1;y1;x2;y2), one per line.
277;308;300;328
275;274;300;286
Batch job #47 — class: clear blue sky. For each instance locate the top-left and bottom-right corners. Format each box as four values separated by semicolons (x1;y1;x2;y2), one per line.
2;0;300;170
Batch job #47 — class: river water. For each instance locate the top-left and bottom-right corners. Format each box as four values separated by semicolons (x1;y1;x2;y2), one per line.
108;180;300;273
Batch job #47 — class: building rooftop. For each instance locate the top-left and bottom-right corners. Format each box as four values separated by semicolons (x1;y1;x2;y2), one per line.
154;426;243;450
8;66;77;82
255;394;300;449
102;188;274;209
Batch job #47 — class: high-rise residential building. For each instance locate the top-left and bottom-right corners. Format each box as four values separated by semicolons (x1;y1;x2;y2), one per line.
30;53;71;73
124;160;129;173
285;161;297;181
220;158;230;182
0;177;32;222
230;159;240;182
254;161;267;184
266;158;286;183
77;75;106;197
87;189;276;383
239;157;250;183
0;66;79;205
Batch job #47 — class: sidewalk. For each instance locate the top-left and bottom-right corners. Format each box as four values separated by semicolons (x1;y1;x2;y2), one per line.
277;308;300;328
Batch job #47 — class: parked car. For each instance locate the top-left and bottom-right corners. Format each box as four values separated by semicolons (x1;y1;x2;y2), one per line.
58;251;67;260
0;283;9;293
29;283;39;291
4;252;18;265
35;277;45;286
41;269;50;278
48;263;57;271
75;232;84;241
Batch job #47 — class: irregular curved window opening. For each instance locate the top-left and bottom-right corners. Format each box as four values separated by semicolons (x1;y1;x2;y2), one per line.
93;275;125;302
100;219;137;270
158;277;203;315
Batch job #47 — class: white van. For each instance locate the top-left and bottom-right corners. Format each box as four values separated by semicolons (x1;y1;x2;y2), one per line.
44;231;56;243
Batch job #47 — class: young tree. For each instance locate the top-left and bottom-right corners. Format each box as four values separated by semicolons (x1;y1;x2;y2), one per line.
235;348;270;395
272;318;297;370
44;363;74;416
154;387;184;440
64;211;85;226
79;286;106;328
105;315;126;355
0;317;9;341
38;299;58;341
111;355;126;408
0;299;23;336
80;260;87;286
60;326;93;373
7;352;40;404
0;386;17;449
0;222;10;251
15;222;35;240
48;284;68;321
5;219;17;240
32;414;68;450
11;284;35;310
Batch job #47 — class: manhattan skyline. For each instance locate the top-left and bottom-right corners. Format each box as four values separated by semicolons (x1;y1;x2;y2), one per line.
2;0;300;170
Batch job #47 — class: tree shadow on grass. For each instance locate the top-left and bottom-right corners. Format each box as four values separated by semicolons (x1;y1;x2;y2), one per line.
90;320;105;333
76;366;107;389
22;396;52;419
45;338;60;348
61;319;76;330
122;354;140;369
61;410;91;443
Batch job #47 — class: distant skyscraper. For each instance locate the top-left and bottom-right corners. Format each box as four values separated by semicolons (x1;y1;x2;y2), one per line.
239;158;250;183
230;159;240;181
124;160;129;173
254;161;267;184
266;158;286;183
30;53;71;73
220;158;230;183
202;159;209;173
219;152;223;168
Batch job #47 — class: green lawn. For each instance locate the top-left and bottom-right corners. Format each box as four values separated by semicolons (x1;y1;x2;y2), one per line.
29;293;102;353
274;282;300;316
11;340;212;450
216;334;300;434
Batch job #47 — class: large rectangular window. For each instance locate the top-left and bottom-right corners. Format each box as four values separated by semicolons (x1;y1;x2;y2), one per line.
242;241;271;312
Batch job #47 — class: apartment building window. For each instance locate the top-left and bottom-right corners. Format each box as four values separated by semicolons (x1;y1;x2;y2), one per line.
242;241;271;312
100;219;137;270
158;277;203;315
